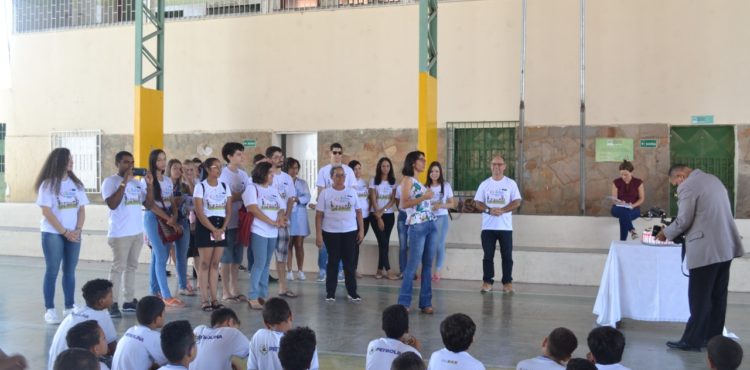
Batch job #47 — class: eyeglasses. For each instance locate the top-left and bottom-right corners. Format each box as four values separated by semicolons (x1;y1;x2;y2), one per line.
491;163;506;167
209;165;220;169
333;173;346;178
332;151;343;155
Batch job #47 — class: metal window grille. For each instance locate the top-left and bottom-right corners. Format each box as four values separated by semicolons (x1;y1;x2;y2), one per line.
299;158;318;201
12;0;419;33
50;130;102;193
446;121;518;198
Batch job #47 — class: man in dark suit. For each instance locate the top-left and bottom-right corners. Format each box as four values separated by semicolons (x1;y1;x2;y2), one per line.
657;164;745;351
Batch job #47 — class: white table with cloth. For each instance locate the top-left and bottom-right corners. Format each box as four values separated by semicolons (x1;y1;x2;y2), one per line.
593;240;689;327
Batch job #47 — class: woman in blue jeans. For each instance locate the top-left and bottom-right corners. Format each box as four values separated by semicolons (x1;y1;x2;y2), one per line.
397;151;438;314
35;147;90;324
166;159;192;297
426;161;455;282
244;161;287;310
142;149;185;307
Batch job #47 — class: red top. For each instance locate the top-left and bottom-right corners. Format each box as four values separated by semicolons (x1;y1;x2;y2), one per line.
613;177;642;204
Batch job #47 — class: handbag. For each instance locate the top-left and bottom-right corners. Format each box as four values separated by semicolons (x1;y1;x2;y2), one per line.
236;185;259;247
157;202;183;243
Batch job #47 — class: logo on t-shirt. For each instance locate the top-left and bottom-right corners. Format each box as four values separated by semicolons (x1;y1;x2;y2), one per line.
485;189;507;206
329;195;353;212
124;185;142;206
206;188;228;211
57;190;79;210
259;195;281;212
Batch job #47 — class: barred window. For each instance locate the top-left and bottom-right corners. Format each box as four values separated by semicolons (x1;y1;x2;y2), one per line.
50;130;102;193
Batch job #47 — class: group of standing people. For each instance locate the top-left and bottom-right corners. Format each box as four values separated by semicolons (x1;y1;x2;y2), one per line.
35;142;524;321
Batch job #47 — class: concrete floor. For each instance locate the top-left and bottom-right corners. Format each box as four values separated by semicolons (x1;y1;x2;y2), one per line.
1;256;748;370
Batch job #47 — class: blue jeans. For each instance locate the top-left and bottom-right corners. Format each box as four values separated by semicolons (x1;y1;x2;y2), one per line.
221;228;243;264
434;215;450;271
397;211;409;273
611;205;641;241
398;221;438;309
144;211;174;299
41;232;81;309
169;218;190;290
248;233;276;300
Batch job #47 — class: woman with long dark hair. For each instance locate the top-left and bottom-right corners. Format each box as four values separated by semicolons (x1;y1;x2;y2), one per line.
142;149;184;307
397;151;438;314
369;157;399;280
426;161;455;282
193;157;232;311
166;159;193;296
35;147;90;324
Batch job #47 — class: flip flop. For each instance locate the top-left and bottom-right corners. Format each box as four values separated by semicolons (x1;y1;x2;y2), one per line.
234;295;247;302
201;302;213;312
278;291;297;298
222;296;240;303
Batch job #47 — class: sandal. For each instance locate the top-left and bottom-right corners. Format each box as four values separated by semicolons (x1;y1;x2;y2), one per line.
630;230;639;240
222;296;240;303
247;300;263;310
211;300;225;310
278;291;297;298
201;302;213;312
234;294;247;302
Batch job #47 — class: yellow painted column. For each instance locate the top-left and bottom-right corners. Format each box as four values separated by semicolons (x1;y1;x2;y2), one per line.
134;86;164;168
418;72;438;183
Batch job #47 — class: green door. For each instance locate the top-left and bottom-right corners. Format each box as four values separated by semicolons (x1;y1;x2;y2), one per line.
669;126;734;215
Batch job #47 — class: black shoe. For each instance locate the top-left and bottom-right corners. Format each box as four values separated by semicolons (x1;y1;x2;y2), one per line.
239;265;247;271
666;340;701;352
122;299;138;313
166;270;172;277
269;275;278;283
109;303;122;318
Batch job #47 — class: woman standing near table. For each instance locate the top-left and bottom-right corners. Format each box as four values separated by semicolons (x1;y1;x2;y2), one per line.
610;160;645;241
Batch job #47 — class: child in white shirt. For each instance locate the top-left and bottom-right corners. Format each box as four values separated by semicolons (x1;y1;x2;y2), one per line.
111;296;168;370
53;348;100;370
366;304;421;370
516;327;578;370
65;320;110;370
158;321;196;370
586;327;631;370
391;352;426;370
248;298;319;370
427;313;485;370
48;279;118;370
190;308;249;370
279;327;318;370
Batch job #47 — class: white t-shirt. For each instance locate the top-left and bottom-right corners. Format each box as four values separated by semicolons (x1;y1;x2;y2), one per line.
190;325;250;370
111;325;167;370
157;365;189;370
219;166;250;229
36;178;90;234
48;306;117;370
427;348;485;370
100;362;110;370
101;175;146;238
193;180;231;218
473;176;521;231
316;164;357;190
247;329;319;370
317;187;361;233
365;337;421;370
354;178;371;218
272;171;297;205
516;356;565;370
429;182;454;217
242;184;286;238
141;176;174;210
369;178;396;214
596;364;632;370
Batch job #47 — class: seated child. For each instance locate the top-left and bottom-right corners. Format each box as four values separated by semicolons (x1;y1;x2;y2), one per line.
707;335;743;370
111;296;168;370
427;313;485;370
190;308;249;370
54;348;100;370
586;327;630;370
158;320;196;370
516;327;578;370
367;304;421;370
48;279;118;370
66;320;110;370
278;327;317;370
248;298;319;370
391;352;426;370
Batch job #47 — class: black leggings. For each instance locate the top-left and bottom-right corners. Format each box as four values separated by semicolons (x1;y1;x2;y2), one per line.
323;230;358;298
370;213;395;270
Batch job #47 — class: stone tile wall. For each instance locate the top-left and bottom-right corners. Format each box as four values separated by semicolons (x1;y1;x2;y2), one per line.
736;125;750;218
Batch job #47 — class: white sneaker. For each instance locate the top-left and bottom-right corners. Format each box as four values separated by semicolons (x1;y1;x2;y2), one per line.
297;271;306;281
286;272;295;281
63;306;75;317
44;309;61;324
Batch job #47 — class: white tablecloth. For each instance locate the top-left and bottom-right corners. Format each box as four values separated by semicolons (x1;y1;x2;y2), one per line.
593;240;690;327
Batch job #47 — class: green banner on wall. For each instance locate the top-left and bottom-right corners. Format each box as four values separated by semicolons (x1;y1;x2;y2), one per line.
595;138;633;162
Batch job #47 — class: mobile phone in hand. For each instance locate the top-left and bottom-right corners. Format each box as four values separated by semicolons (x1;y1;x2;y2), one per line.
133;168;147;176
